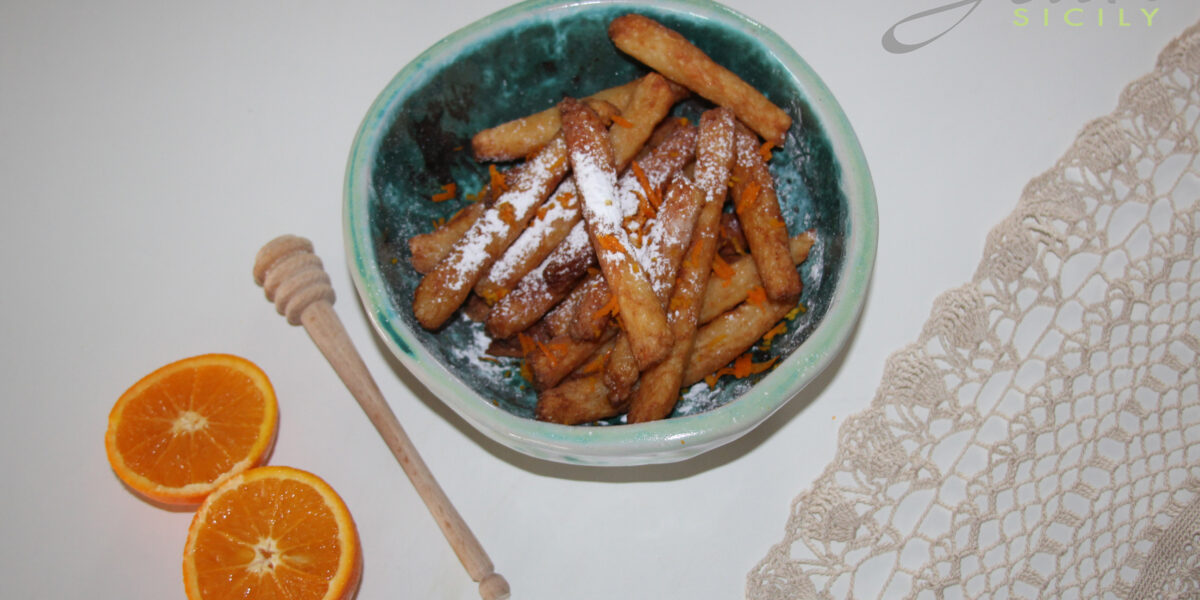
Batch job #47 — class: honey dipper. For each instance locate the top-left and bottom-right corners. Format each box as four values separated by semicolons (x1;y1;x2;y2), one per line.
253;234;510;600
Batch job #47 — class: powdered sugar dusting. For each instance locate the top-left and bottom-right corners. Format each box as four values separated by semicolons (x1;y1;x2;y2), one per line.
485;179;578;285
734;128;759;169
694;112;735;207
573;150;633;265
636;174;696;298
441;137;567;288
557;221;592;258
448;319;497;365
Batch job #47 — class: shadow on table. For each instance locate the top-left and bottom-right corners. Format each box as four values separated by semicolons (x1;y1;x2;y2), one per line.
357;275;868;483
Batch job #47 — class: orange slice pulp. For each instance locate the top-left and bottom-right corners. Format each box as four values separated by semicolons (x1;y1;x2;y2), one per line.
183;466;362;600
104;353;278;506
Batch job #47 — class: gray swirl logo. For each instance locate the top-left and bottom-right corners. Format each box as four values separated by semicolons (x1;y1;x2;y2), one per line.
883;0;1161;54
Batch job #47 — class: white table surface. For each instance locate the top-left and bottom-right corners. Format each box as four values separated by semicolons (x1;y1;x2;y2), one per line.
4;1;1196;598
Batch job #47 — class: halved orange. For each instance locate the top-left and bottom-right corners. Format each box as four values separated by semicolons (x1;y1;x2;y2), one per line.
105;353;278;506
183;466;362;600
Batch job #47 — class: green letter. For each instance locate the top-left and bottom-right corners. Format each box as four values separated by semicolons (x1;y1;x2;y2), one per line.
1064;8;1083;27
1120;8;1130;27
1013;8;1029;26
1143;8;1159;26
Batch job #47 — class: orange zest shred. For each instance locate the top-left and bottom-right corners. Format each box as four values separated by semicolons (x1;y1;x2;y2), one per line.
479;356;502;365
558;191;575;209
704;353;779;388
536;204;552;221
611;115;634;128
687;239;706;268
478;286;508;306
759;141;776;162
627;190;652;228
762;321;788;343
532;337;560;367
631;161;661;210
677;117;690;126
488;164;508;196
746;285;767;307
786;303;807;320
517;332;561;367
465;184;485;202
431;217;447;230
726;231;747;255
577;350;609;376
431;182;457;202
668;294;690;315
638;195;657;224
736;181;761;214
756;355;779;373
545;340;570;358
711;254;734;287
731;353;755;378
516;333;537;357
595;233;627;257
593;293;620;321
498;202;517;226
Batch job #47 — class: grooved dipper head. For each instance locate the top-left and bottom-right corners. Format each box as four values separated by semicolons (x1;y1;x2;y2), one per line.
253;235;335;325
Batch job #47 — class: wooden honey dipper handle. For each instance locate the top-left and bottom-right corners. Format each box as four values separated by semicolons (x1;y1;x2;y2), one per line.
253;235;510;600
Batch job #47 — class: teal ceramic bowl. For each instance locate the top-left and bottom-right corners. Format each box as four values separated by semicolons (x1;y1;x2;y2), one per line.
344;0;876;465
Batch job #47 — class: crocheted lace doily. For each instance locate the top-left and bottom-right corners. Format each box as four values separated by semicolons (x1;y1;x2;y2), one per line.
749;23;1200;600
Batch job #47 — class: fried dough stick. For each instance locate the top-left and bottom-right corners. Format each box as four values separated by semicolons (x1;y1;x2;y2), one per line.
540;275;588;338
535;367;622;424
409;201;488;274
699;231;814;323
474;73;687;306
484;124;696;339
609;14;792;145
731;123;801;302
627;107;736;423
597;175;705;402
607;73;690;170
471;79;639;162
528;325;618;391
412;136;570;330
681;296;798;387
560;97;672;369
